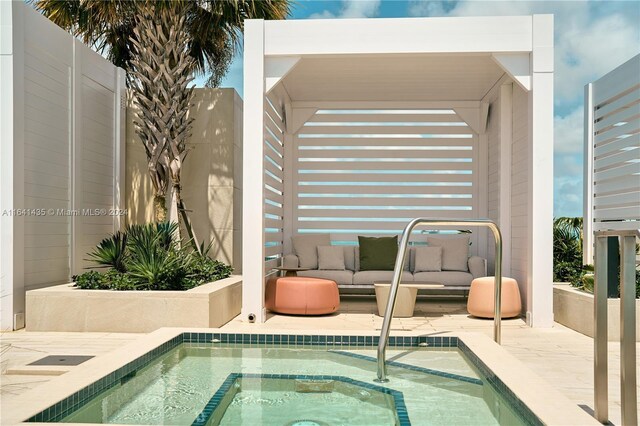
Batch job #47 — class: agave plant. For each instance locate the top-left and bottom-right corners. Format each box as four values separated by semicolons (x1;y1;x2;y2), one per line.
86;232;128;273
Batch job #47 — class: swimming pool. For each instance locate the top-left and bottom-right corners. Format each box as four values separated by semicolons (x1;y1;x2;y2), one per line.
26;333;541;425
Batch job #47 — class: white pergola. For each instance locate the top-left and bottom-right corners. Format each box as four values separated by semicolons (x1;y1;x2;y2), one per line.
242;15;554;327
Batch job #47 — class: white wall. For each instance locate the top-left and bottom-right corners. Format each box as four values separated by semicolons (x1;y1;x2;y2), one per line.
0;2;125;331
511;84;531;313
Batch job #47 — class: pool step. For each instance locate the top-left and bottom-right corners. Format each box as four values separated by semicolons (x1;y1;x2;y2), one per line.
294;379;335;393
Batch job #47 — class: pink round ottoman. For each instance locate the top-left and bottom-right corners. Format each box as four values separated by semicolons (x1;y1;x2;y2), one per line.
467;277;522;319
265;276;340;315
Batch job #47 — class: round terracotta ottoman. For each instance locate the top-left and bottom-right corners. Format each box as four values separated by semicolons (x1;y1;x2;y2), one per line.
467;277;522;319
265;276;340;315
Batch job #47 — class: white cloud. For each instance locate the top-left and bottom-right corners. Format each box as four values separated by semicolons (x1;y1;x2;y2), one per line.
309;0;381;19
554;107;583;155
409;1;640;110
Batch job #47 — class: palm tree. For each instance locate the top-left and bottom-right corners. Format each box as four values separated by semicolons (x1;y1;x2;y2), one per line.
32;0;291;87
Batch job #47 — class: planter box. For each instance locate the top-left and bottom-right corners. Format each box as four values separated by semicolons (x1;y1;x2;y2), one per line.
26;276;242;333
553;283;640;341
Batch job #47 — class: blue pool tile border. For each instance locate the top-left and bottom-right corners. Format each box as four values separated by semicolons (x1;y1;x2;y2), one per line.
329;350;484;386
458;340;543;426
192;373;410;426
26;332;540;426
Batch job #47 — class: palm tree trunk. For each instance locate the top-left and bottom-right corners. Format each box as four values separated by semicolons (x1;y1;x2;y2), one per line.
153;195;167;223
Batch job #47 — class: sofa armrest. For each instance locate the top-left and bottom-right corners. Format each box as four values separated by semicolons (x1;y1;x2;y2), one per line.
282;254;299;268
468;256;487;278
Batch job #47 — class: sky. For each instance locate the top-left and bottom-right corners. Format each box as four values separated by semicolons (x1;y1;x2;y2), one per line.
206;0;640;218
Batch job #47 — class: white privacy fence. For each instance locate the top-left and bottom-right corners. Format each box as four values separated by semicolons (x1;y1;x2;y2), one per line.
1;2;125;330
584;54;640;263
292;109;479;247
264;92;286;273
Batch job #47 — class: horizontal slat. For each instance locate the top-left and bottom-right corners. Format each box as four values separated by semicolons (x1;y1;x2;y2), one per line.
298;173;473;183
594;175;640;195
594;148;640;170
265;244;284;257
594;206;640;220
264;159;283;180
264;188;283;203
298;150;472;160
265;118;284;143
593;220;640;231
298;126;472;135
594;87;640;120
323;233;430;243
594;191;640;208
265;173;284;192
265;108;285;130
265;134;284;156
307;113;463;123
594;134;640;157
265;203;284;216
296;139;475;149
265;231;284;241
595;109;640;132
594;118;640;145
265;218;283;229
297;185;473;195
298;196;472;207
296;221;475;231
594;160;640;181
299;212;476;222
297;161;472;170
296;208;473;218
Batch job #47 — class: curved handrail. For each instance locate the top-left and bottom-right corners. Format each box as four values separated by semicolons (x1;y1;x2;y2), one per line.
375;218;503;382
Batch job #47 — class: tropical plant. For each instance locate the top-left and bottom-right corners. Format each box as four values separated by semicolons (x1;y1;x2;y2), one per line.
31;0;291;87
74;223;232;291
33;0;291;245
86;231;128;273
127;7;199;247
553;217;583;283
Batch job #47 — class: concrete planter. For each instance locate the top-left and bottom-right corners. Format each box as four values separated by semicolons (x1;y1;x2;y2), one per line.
26;276;242;333
553;283;639;341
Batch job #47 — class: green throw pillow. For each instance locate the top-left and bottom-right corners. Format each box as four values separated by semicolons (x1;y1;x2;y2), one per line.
358;236;398;271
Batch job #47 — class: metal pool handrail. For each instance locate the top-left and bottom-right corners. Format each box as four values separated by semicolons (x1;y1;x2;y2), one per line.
375;218;503;383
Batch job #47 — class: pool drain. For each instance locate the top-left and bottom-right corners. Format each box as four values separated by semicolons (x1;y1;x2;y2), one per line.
287;421;328;426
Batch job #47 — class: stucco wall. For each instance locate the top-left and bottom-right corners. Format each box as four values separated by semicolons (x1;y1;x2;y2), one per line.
126;88;243;271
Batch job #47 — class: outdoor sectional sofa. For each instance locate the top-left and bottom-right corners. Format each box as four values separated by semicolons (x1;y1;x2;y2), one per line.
282;234;487;293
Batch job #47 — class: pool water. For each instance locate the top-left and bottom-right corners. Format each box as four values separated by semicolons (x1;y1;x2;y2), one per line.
59;343;529;425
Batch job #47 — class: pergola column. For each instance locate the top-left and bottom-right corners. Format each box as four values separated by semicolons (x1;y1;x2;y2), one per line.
528;14;554;327
242;19;266;323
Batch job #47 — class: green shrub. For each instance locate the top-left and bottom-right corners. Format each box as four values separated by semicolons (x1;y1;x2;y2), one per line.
74;222;233;291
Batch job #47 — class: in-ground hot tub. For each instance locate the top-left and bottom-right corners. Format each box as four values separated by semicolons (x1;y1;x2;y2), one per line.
8;330;597;426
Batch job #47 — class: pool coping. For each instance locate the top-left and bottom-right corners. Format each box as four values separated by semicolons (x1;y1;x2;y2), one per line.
3;327;599;425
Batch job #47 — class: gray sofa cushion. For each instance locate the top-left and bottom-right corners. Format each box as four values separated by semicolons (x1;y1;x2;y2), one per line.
318;246;346;270
298;270;354;286
343;246;356;271
426;235;470;271
414;246;442;272
353;271;414;285
468;256;487;278
413;271;474;287
292;234;331;269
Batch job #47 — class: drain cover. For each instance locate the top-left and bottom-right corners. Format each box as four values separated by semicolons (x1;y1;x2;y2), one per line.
287;421;328;426
28;355;94;366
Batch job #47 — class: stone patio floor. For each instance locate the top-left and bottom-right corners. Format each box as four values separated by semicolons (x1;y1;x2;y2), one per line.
1;296;638;425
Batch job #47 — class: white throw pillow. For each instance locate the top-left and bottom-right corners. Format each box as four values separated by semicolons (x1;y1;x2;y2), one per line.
427;235;470;271
317;246;346;270
414;246;442;272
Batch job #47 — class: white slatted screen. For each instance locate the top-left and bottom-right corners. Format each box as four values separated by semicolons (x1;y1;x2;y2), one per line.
293;109;478;245
589;55;640;232
264;94;286;272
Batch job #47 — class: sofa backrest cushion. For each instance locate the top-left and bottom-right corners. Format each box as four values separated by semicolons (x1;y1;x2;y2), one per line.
292;234;331;269
426;235;470;272
358;236;398;271
318;246;346;270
